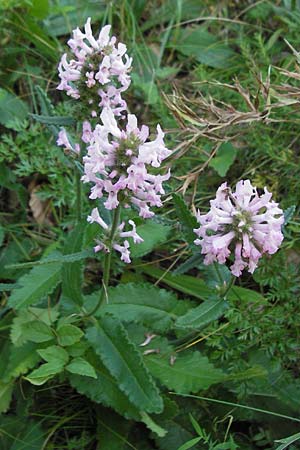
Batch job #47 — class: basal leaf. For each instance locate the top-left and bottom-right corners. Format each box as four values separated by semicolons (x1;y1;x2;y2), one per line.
86;316;163;414
69;351;140;420
61;222;86;307
10;307;58;346
175;297;228;329
66;357;97;378
100;283;182;332
8;261;62;310
3;343;40;381
146;351;224;393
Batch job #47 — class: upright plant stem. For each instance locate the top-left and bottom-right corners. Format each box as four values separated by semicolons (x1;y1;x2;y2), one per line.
99;205;121;306
76;172;82;222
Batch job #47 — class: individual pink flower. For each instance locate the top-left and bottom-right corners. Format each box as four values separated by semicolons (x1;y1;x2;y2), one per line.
81;107;171;218
57;18;132;116
194;180;284;276
87;207;143;263
57;129;80;154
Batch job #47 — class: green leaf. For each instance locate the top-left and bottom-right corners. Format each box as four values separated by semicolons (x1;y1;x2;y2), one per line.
37;345;69;365
57;324;84;346
140;411;167;438
283;205;296;226
22;320;54;343
29;0;49;19
25;345;69;385
29;113;75;126
25;361;63;385
8;260;62;310
142;266;265;303
174;27;237;69
172;193;198;244
177;437;202;450
100;283;183;332
175;297;228;329
69;351;140;420
96;408;132;450
4;343;40;381
145;351;224;393
61;222;86;307
130;221;171;258
6;249;92;269
11;307;59;346
0;381;13;413
209;142;237;177
66;357;97;378
0;88;28;129
86;316;163;414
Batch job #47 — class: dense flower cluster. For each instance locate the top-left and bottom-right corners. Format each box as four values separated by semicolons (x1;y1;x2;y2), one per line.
194;180;284;276
57;18;132;116
87;207;143;263
82;107;171;219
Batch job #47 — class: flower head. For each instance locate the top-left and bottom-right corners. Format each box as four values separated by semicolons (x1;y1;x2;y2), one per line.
82;107;171;218
57;18;132;116
194;180;284;276
87;207;143;263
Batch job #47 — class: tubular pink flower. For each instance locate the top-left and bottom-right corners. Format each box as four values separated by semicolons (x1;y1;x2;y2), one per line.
57;18;132;116
88;207;143;263
82;107;171;218
194;180;284;276
57;129;80;154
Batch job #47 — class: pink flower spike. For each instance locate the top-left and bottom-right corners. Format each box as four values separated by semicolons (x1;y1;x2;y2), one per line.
194;180;284;277
87;208;109;230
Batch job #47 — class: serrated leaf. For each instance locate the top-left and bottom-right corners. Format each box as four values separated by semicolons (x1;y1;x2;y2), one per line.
0;381;13;413
11;307;59;346
67;340;89;357
172;194;198;244
5;249;92;270
175;297;228;329
25;346;68;385
66;357;97;378
29;113;75;126
146;351;224;393
209;142;237;177
57;324;84;346
8;261;62;310
61;222;86;307
100;283;182;332
130;221;171;258
22;320;54;343
69;351;140;420
86;317;163;414
37;345;69;365
4;343;40;381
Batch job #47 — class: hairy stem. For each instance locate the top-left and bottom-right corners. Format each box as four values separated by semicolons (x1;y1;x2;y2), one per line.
98;205;121;311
